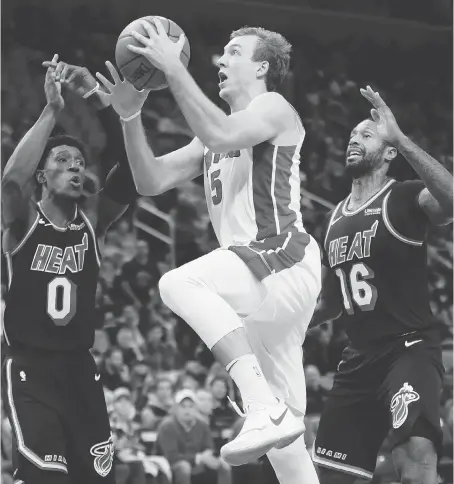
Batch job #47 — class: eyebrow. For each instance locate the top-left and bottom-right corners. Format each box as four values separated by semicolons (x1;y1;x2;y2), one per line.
224;43;242;53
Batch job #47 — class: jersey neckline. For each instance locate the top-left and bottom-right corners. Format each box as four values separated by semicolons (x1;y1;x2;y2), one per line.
37;202;79;231
342;179;395;216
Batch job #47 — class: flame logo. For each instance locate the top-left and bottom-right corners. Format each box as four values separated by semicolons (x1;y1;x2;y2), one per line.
90;434;114;477
390;383;420;429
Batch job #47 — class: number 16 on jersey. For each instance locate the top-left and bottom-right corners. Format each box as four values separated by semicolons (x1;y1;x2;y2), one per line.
335;262;378;314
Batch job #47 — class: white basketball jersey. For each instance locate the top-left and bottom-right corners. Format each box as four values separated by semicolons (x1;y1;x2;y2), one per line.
203;108;307;249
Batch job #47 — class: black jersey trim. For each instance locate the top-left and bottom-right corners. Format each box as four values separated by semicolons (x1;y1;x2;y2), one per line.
382;191;424;246
5;358;69;474
342;179;396;216
79;209;101;267
8;212;40;258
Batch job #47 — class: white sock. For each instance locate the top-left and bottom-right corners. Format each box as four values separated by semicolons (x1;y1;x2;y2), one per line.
227;354;277;406
267;436;320;484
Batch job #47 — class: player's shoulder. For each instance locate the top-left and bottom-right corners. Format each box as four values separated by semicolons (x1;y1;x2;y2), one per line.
248;92;290;112
389;179;425;199
386;179;428;242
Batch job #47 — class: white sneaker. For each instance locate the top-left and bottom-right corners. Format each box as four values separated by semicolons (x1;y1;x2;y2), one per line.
220;399;305;466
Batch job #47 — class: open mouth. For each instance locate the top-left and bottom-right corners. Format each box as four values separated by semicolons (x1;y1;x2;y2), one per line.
347;148;363;161
218;72;228;86
69;175;81;187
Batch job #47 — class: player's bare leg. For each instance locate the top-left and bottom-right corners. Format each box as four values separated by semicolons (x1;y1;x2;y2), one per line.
392;436;438;484
317;468;357;484
159;250;305;465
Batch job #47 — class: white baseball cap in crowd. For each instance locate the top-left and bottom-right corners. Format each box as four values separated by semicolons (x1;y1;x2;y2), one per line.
175;389;197;405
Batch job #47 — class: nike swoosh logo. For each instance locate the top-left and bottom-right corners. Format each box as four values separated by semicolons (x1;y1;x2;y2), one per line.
270;407;288;426
95;374;101;381
405;339;423;348
331;216;343;226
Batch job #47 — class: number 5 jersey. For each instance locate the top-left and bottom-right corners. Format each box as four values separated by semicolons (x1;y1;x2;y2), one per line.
202;101;319;282
3;202;101;351
322;179;435;348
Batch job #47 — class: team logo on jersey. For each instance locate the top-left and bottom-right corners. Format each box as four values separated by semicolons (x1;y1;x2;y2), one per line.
68;222;85;231
390;382;420;429
90;434;114;477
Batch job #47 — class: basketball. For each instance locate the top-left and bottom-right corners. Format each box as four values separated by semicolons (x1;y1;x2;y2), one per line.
115;16;190;91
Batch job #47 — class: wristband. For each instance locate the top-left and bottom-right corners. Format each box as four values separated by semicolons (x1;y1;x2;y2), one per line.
120;111;142;122
82;82;100;99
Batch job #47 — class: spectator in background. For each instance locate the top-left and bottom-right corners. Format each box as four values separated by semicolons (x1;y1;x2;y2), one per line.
145;324;182;372
122;305;147;351
195;389;214;425
100;346;131;391
177;372;200;392
141;377;175;431
156;390;231;484
209;377;237;455
120;239;158;308
117;326;145;365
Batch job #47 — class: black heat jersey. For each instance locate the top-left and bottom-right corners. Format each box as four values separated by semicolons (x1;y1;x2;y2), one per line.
322;179;434;348
3;203;101;351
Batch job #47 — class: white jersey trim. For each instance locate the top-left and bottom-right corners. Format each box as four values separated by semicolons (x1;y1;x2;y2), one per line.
342;179;395;216
323;201;343;250
37;201;78;231
382;191;424;246
270;145;281;235
311;449;373;480
5;358;68;474
79;209;102;266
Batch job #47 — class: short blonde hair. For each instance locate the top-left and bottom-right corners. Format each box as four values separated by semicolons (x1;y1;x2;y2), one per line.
230;26;292;91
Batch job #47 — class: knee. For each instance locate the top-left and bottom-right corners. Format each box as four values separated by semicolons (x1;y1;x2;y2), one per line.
172;460;192;477
394;436;438;484
159;269;185;307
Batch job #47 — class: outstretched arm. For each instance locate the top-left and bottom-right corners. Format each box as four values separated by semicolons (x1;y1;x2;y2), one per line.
361;86;453;226
126;20;289;153
2;56;63;231
307;265;343;331
97;61;204;197
47;59;137;236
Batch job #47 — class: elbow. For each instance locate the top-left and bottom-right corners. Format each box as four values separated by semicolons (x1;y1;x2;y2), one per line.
203;127;233;153
136;183;164;197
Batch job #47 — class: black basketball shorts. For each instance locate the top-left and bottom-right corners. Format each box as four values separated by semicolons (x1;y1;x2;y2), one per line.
2;348;114;484
312;333;444;480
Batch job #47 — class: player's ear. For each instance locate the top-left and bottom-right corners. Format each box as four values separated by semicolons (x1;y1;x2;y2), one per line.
36;170;46;185
384;146;397;162
256;61;269;81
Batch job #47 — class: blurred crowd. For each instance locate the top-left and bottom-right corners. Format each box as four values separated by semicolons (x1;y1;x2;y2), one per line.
1;5;453;484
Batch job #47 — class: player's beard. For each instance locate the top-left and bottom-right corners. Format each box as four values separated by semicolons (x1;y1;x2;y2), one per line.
345;146;385;179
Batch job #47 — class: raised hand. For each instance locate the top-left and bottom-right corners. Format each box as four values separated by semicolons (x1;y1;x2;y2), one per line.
128;19;185;73
96;61;150;119
42;59;96;97
360;85;403;144
44;54;64;112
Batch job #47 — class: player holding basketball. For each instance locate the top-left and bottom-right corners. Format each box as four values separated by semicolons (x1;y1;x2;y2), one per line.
97;23;321;482
1;56;141;483
309;87;453;484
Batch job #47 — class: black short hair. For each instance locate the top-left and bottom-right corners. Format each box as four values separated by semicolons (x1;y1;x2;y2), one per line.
37;135;88;171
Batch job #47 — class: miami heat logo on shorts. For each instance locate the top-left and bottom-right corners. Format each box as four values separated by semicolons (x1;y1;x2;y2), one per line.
390;382;420;429
90;434;114;477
